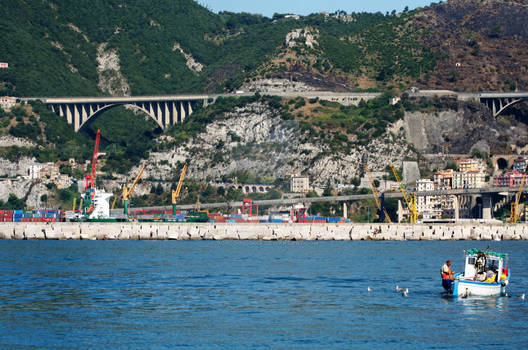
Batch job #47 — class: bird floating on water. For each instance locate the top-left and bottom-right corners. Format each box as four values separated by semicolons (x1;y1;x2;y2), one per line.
519;293;525;300
402;288;409;297
396;285;405;292
368;286;373;292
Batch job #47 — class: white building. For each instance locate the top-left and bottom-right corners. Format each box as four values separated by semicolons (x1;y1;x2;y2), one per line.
433;169;455;189
452;170;486;189
25;164;47;180
284;14;300;19
416;179;442;219
290;176;310;193
0;96;16;111
457;158;485;172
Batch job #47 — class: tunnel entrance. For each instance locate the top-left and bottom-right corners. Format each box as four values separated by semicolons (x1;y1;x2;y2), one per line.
497;158;508;170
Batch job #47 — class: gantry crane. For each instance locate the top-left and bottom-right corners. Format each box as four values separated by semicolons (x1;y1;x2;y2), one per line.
390;164;418;223
123;164;146;216
364;165;392;223
172;163;188;215
510;174;526;223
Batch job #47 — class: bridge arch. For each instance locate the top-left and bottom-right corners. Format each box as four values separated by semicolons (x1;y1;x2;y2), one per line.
48;98;197;132
480;96;528;117
76;103;165;132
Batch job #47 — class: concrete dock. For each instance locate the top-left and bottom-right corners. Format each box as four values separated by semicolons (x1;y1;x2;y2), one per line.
1;222;528;240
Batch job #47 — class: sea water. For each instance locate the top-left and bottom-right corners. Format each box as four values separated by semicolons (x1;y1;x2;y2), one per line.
1;240;527;349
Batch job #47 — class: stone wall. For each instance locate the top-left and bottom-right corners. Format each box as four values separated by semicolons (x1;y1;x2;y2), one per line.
1;223;527;241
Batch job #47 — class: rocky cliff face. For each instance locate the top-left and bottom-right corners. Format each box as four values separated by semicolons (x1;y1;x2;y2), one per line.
403;102;528;155
142;102;415;187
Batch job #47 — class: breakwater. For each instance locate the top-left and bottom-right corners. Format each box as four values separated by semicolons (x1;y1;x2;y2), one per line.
1;222;528;240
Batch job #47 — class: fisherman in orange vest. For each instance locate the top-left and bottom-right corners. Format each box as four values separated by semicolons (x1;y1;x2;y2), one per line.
441;260;455;292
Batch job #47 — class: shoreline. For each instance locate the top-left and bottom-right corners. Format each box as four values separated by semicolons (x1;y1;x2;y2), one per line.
1;222;527;240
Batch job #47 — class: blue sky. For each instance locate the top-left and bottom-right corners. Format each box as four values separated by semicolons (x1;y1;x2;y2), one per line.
196;0;435;17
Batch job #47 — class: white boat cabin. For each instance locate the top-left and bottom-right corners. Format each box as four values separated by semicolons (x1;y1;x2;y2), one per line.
460;249;508;283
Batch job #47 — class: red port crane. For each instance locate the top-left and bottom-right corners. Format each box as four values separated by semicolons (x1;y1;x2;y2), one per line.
85;129;101;191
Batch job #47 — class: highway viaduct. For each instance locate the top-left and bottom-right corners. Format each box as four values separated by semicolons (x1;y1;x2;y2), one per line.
20;92;382;132
19;90;528;132
19;90;528;131
410;90;528;117
129;186;523;221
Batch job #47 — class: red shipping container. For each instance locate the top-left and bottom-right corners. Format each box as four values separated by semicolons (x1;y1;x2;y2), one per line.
0;217;3;222
21;218;31;222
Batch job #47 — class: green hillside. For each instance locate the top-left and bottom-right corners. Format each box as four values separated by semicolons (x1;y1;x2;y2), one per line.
1;0;527;177
0;0;439;96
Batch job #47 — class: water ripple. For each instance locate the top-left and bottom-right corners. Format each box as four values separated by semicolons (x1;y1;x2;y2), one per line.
0;240;527;349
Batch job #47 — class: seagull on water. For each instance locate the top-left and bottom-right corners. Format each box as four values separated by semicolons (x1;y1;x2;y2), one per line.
396;285;405;292
402;288;409;297
368;286;373;292
519;293;526;300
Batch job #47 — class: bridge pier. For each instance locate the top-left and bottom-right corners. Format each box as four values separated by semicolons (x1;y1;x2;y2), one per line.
452;195;460;220
482;194;493;220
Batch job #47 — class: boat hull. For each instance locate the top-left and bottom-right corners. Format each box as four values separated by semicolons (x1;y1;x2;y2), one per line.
452;279;506;297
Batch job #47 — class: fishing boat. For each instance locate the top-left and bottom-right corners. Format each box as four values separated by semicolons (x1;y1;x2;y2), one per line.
443;248;509;297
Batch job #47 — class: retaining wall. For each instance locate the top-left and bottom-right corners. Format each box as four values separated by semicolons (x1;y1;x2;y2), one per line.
1;222;528;240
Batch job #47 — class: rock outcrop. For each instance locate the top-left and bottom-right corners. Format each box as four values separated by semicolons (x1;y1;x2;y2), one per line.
144;101;414;186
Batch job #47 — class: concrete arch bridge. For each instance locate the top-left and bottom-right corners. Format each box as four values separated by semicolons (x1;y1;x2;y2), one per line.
215;184;273;194
477;92;528;117
26;95;209;132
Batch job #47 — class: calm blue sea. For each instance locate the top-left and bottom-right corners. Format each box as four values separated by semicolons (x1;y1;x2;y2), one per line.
0;240;527;349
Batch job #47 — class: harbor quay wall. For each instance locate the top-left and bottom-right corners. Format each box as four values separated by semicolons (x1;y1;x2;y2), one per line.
1;222;528;241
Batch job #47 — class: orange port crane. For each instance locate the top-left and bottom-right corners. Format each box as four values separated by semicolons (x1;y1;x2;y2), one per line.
390;164;417;223
364;165;392;223
123;164;146;216
172;163;188;215
510;174;526;223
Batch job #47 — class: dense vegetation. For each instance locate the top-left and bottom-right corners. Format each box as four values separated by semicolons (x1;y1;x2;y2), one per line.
0;0;443;97
290;93;404;152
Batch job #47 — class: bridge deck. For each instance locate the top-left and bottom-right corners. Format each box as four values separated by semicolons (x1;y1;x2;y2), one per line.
130;187;520;211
